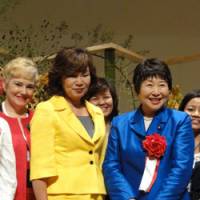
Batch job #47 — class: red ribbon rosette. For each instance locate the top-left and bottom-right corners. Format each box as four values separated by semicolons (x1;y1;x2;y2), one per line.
142;133;167;159
139;133;167;192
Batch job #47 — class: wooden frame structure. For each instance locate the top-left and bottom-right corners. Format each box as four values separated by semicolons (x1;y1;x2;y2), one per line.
1;42;200;83
86;42;144;84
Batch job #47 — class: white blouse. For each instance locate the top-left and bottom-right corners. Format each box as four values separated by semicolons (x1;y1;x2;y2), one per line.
0;117;17;200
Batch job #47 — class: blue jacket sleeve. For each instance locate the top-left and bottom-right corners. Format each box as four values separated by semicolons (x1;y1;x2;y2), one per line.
154;114;194;200
103;118;136;200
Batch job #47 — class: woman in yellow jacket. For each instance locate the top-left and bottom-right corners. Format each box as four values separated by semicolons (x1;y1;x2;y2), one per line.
30;48;106;200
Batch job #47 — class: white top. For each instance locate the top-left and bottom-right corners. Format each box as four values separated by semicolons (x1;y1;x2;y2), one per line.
194;152;200;167
0;117;17;200
144;116;153;131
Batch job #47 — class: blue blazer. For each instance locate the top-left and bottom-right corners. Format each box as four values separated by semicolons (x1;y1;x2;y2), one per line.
103;107;194;200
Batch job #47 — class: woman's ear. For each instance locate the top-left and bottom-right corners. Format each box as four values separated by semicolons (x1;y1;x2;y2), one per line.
2;78;6;92
0;76;6;96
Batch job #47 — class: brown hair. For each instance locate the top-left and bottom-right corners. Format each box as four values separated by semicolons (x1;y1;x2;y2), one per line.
47;47;96;97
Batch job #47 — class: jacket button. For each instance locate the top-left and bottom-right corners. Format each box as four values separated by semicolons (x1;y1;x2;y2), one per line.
90;161;94;165
89;150;93;154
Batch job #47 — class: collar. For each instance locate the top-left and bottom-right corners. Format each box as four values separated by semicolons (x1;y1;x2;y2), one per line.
48;95;104;144
130;107;170;137
49;95;102;116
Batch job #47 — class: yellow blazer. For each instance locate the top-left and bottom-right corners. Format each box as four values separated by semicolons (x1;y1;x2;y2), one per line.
30;96;106;194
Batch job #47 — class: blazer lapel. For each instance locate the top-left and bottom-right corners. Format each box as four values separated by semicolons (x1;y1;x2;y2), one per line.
129;107;170;137
129;109;146;137
85;101;106;143
50;96;93;144
146;107;170;136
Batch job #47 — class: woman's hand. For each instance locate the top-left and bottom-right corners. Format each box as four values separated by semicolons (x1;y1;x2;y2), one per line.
32;179;48;200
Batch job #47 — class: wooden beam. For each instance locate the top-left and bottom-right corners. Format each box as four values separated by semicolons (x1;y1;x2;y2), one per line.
165;53;200;65
32;42;144;63
86;42;144;63
32;54;55;62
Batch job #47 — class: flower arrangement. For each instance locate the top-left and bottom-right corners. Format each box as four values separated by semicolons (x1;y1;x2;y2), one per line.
167;85;183;109
31;72;49;108
143;133;167;159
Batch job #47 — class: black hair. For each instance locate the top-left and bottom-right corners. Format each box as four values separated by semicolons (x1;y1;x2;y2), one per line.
133;58;172;94
86;77;119;121
179;89;200;111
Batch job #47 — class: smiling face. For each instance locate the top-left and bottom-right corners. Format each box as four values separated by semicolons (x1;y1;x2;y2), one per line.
138;76;170;117
89;88;113;119
3;77;35;113
184;97;200;134
62;67;91;104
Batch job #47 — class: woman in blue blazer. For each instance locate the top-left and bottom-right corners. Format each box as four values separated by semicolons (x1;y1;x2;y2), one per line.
103;58;194;200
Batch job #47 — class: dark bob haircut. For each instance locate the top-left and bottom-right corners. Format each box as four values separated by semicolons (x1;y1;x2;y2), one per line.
86;77;119;121
179;89;200;111
47;47;96;97
133;58;172;94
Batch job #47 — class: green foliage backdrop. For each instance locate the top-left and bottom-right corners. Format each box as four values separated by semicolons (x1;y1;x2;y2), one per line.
0;19;182;110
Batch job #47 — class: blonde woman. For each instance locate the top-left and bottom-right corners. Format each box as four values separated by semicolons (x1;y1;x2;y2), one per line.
0;57;38;200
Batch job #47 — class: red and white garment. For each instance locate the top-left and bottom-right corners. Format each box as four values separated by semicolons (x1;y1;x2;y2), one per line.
0;102;33;200
0;117;17;200
139;116;158;192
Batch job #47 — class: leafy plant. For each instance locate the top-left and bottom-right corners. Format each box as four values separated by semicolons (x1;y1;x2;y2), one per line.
0;19;70;72
0;20;151;110
1;19;182;111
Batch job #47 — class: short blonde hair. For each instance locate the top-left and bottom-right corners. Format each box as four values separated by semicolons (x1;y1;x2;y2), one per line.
3;57;38;82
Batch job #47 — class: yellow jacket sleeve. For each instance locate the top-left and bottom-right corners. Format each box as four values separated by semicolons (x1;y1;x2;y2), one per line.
30;101;58;180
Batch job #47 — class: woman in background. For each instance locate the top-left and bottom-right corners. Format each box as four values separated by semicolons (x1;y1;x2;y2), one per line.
0;57;38;200
30;47;106;200
87;77;119;200
179;89;200;200
86;77;118;132
103;58;194;200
